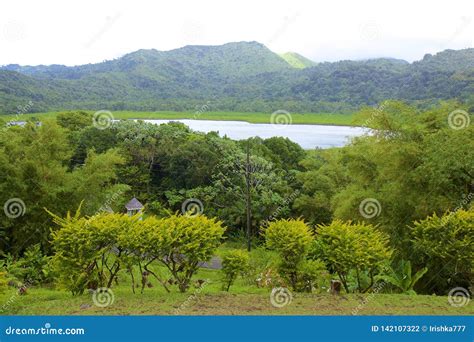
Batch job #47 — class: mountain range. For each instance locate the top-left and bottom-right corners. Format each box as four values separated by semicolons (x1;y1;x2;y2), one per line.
1;41;473;114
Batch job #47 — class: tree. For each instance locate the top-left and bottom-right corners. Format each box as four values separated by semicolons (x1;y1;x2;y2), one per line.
0;120;127;254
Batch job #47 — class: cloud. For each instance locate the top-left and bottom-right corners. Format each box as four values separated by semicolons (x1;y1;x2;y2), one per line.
0;0;472;66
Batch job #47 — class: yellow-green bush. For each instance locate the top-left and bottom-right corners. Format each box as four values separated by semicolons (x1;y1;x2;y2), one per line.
264;219;317;291
411;208;473;294
312;219;392;293
221;250;250;291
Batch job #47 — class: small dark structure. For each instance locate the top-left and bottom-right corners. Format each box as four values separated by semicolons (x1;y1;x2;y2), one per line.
125;197;144;217
330;279;342;295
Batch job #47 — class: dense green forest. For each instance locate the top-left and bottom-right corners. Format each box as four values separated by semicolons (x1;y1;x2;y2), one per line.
0;101;472;297
0;42;473;114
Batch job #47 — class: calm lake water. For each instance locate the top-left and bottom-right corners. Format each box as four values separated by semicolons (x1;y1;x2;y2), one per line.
142;119;368;149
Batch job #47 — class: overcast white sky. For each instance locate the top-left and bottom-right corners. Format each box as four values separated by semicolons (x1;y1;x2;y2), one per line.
1;0;473;66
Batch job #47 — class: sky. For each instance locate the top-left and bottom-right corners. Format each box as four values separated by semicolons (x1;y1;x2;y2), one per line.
1;0;473;66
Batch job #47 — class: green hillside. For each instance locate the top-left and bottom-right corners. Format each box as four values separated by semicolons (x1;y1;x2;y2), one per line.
279;52;316;68
0;42;473;114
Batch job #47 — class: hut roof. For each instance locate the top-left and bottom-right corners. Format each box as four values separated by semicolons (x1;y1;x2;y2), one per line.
125;197;144;210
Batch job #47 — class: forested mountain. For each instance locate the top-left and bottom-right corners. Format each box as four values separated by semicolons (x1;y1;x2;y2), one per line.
0;42;473;114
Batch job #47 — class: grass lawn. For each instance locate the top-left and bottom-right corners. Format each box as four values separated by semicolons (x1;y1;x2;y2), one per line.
1;111;357;126
1;266;472;316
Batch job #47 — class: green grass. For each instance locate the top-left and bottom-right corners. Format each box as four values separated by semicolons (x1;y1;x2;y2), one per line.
2;245;466;316
1;256;471;316
1;278;471;315
1;111;357;126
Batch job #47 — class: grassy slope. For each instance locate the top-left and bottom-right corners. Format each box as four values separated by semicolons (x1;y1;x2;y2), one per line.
1;111;357;126
1;268;472;315
279;52;316;69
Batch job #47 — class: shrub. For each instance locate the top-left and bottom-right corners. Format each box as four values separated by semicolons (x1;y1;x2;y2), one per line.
221;250;250;291
264;219;314;290
245;247;280;288
2;244;53;285
150;214;225;292
51;211;138;295
411;208;473;294
0;271;8;293
312;220;392;293
297;259;329;293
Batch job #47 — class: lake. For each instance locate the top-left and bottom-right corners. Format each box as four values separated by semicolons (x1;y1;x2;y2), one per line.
142;119;368;149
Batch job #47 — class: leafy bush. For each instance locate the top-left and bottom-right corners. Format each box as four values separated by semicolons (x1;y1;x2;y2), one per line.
221;250;250;291
146;214;225;292
376;260;427;295
1;244;53;285
312;220;392;293
51;210;138;295
0;271;8;293
411;208;473;294
246;247;280;288
297;259;329;293
264;219;315;290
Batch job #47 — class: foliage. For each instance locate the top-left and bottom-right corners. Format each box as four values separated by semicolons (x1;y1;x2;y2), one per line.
0;44;472;114
376;260;428;295
312;220;392;293
221;250;250;291
153;215;226;292
326;101;473;252
411;208;474;294
50;210;139;295
0;120;127;254
264;219;315;291
297;259;329;293
1;244;53;285
0;271;8;293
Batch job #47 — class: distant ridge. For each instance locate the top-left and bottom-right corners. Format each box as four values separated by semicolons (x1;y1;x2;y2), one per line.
0;42;472;114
